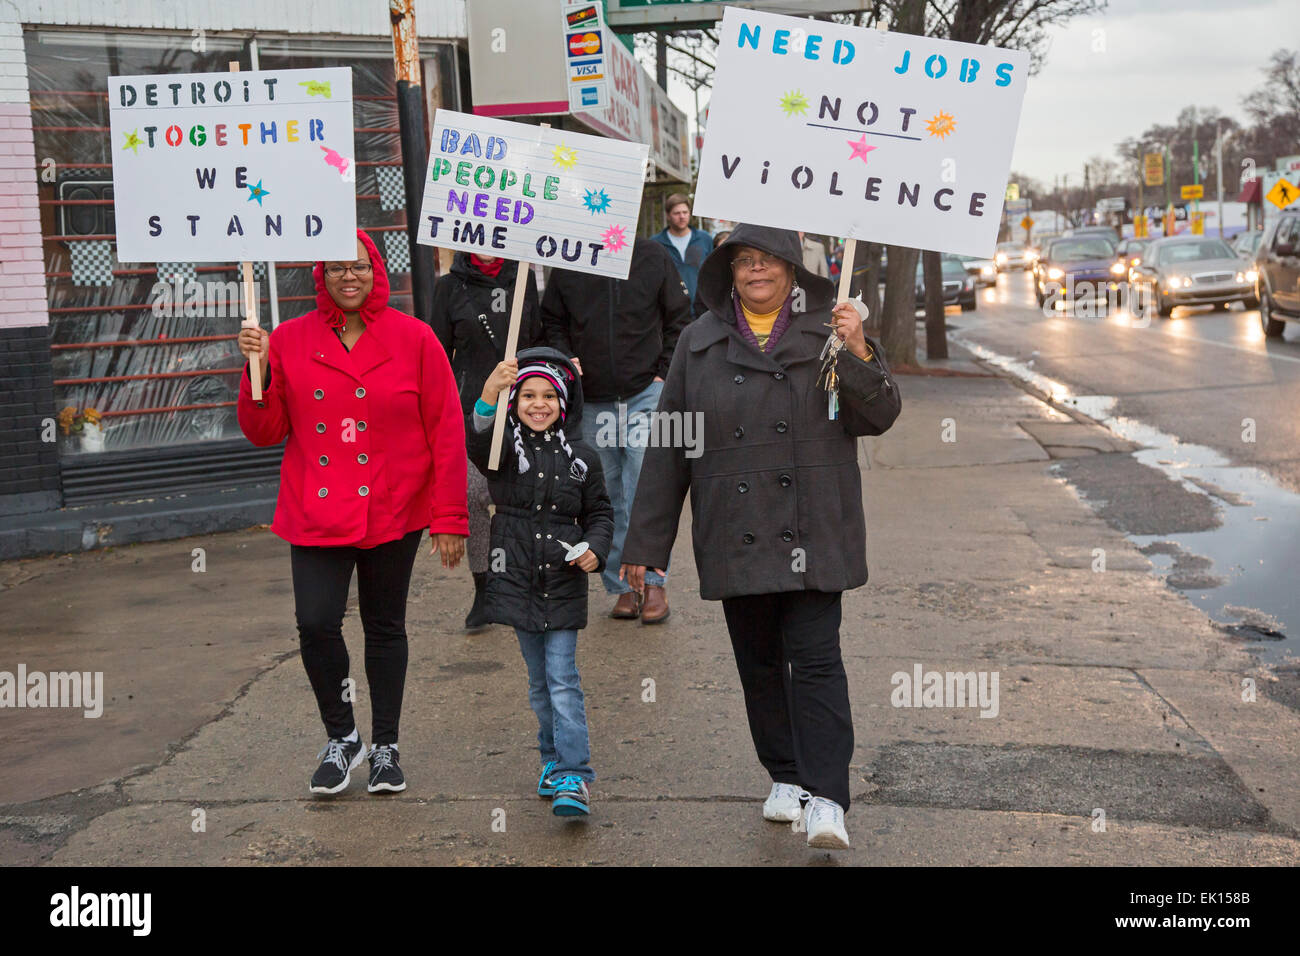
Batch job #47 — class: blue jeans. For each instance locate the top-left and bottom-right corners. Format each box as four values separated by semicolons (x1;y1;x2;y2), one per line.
582;379;669;594
514;628;594;783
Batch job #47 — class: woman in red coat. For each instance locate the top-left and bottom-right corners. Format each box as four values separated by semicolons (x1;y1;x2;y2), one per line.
237;229;468;797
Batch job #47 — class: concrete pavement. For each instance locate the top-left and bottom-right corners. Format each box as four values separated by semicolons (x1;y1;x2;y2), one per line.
2;356;1297;866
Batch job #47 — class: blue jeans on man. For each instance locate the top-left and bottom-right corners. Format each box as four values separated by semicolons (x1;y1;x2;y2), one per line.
581;379;669;595
514;628;594;783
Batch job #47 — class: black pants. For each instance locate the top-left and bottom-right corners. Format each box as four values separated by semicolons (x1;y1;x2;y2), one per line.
721;589;853;810
290;529;423;746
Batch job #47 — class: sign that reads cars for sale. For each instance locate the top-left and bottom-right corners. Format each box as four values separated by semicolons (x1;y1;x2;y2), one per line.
108;67;357;262
692;8;1029;258
418;109;648;280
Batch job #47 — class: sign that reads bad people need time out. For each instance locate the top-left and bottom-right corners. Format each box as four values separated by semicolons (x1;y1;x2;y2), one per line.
693;9;1030;258
418;109;648;280
108;67;357;262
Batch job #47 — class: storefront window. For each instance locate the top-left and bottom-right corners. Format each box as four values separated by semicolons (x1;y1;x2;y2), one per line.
26;29;423;457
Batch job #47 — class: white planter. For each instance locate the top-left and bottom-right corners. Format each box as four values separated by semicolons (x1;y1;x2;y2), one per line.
80;422;106;453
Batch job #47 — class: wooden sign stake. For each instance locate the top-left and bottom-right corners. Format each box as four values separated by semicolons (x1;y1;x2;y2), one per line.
837;237;856;304
488;121;550;471
230;59;263;401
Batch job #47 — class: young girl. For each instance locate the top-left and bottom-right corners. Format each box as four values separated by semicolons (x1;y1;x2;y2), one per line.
468;347;613;816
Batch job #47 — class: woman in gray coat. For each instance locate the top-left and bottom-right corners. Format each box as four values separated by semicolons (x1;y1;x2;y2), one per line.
620;223;900;850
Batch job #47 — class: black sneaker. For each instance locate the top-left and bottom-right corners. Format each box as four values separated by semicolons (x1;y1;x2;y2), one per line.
367;744;406;793
310;736;365;795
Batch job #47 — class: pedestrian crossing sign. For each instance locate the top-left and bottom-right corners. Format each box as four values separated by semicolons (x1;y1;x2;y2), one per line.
1266;177;1297;210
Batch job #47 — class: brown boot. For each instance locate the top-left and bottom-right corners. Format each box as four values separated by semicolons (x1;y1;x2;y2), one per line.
640;585;670;624
610;591;641;619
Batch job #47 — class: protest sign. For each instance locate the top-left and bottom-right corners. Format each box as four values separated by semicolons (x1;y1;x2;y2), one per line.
108;67;357;263
693;8;1029;259
417;109;648;281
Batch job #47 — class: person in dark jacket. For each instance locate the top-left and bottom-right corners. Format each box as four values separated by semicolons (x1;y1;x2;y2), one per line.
541;238;691;624
468;347;614;817
652;192;713;301
430;253;543;630
619;223;901;851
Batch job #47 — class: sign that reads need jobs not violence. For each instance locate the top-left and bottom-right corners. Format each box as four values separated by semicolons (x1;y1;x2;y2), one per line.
418;109;648;280
694;9;1029;258
108;67;357;263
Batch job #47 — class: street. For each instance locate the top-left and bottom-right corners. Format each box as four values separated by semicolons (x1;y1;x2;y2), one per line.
946;268;1300;666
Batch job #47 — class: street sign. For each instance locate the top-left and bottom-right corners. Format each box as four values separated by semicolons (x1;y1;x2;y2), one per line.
1190;211;1206;235
1180;184;1204;200
1020;216;1034;231
1266;177;1298;210
1005;182;1020;202
1143;152;1164;187
563;2;610;112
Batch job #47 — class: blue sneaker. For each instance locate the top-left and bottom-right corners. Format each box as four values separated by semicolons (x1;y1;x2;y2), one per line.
551;775;590;817
537;760;559;798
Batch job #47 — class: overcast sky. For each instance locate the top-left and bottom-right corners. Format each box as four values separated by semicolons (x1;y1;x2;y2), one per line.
663;0;1292;189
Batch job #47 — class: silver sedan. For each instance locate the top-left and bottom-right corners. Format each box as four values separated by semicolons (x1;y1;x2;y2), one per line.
1130;237;1259;317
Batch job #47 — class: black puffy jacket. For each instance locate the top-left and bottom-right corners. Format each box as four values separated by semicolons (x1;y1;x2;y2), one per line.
429;253;543;418
467;348;614;632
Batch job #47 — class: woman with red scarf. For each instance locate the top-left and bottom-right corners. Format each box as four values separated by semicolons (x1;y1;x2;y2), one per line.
236;229;468;797
430;251;543;630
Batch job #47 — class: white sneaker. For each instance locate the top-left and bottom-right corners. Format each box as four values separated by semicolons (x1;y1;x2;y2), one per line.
803;796;851;849
762;782;808;822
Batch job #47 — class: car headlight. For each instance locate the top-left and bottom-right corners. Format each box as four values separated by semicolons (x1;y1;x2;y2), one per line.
1246;269;1258;283
981;266;994;276
1110;262;1125;275
1235;272;1245;283
996;253;1007;265
1131;257;1141;267
1046;267;1064;280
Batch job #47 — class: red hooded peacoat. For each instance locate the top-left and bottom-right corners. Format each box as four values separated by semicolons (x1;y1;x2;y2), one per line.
237;229;469;547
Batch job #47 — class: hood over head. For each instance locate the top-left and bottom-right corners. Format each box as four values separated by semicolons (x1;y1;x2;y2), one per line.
696;222;837;319
313;229;391;329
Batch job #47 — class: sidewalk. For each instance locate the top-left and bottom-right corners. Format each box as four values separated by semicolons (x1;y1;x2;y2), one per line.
2;357;1297;866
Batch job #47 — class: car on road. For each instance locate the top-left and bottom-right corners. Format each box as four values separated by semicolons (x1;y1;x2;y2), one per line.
955;254;997;287
1130;236;1258;318
915;255;976;311
1033;236;1120;307
995;241;1032;271
1232;229;1265;260
1115;237;1150;282
1254;209;1300;336
1065;225;1121;242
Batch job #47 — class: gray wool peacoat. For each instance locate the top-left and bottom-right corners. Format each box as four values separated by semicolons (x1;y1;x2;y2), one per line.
621;223;902;601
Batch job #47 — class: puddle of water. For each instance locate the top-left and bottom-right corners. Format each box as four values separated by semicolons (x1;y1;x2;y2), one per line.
953;335;1300;665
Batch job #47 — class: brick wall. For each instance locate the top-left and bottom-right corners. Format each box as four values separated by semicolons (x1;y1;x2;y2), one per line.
0;18;60;514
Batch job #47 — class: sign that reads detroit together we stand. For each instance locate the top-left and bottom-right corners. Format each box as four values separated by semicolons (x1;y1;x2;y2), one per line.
693;9;1029;258
417;109;648;280
108;67;357;263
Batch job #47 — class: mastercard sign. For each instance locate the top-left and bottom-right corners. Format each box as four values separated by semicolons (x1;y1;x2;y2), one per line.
568;32;602;57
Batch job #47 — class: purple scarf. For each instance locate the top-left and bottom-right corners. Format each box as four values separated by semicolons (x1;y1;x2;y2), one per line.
732;290;795;354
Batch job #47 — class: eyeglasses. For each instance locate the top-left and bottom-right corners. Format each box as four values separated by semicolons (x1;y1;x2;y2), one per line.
730;253;784;272
324;262;372;278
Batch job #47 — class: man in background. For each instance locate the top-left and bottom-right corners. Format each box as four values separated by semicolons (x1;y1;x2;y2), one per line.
799;231;830;280
653;193;713;303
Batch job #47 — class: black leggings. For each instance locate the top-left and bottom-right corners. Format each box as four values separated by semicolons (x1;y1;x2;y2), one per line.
290;529;423;746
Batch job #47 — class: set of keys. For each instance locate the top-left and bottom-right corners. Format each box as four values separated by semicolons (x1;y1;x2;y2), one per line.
818;300;873;420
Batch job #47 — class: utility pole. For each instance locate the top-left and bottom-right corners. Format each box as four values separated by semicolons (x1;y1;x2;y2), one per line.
1214;122;1227;238
1164;144;1173;236
656;32;668;91
389;0;436;318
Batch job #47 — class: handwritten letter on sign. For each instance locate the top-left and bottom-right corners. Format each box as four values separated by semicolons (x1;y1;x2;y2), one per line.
417;109;648;280
109;67;357;262
693;9;1029;258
